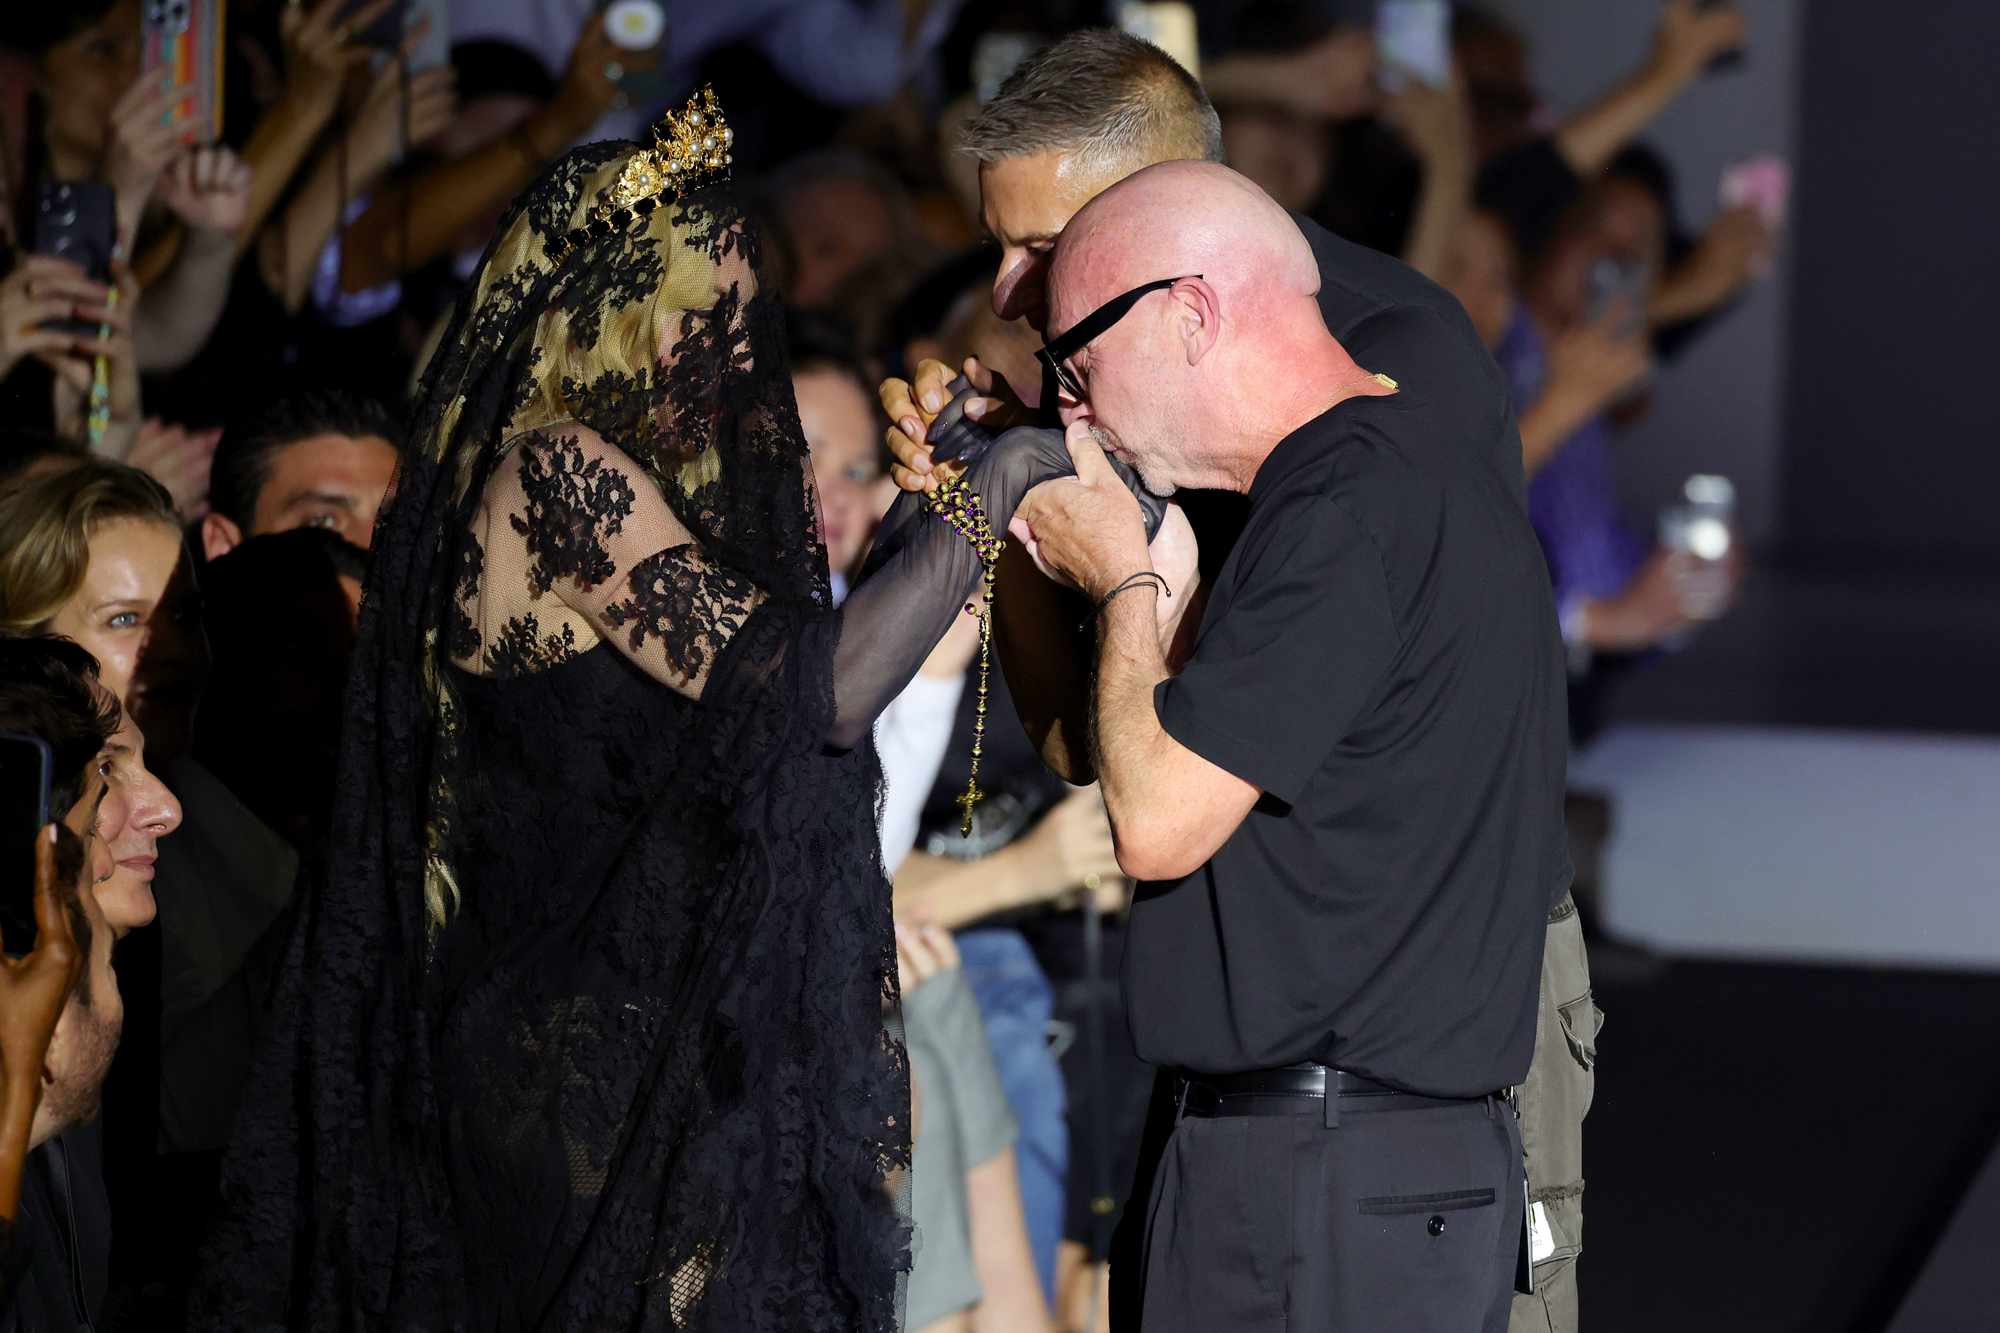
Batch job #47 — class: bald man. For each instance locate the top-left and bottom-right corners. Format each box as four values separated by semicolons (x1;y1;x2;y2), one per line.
1004;162;1567;1333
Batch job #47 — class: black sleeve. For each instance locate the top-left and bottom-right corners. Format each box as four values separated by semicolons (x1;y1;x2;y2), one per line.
1476;137;1585;265
1153;491;1399;805
827;426;1077;749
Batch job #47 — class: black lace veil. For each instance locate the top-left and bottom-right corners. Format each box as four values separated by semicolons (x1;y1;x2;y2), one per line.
194;105;935;1330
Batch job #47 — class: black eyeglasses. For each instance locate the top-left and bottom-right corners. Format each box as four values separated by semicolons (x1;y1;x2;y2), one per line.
1035;274;1203;401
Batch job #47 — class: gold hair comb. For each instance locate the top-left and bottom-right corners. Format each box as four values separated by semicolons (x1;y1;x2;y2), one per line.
548;86;735;266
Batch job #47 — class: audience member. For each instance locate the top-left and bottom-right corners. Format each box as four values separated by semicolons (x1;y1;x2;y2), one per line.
763;149;938;346
0;637;126;1329
789;314;893;595
1500;175;1746;671
0;462;202;760
898;922;1054;1333
199;390;403;560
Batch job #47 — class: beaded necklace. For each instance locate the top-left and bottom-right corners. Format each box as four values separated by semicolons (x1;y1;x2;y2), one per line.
924;473;1003;836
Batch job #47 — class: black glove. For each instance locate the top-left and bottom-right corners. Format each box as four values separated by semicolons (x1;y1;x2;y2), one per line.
926;377;1169;543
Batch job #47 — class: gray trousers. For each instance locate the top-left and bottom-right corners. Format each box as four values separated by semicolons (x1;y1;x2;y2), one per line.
1112;1083;1523;1331
1507;897;1601;1333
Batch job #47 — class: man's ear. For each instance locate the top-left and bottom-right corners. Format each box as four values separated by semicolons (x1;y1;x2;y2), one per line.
199;512;243;562
1177;278;1221;367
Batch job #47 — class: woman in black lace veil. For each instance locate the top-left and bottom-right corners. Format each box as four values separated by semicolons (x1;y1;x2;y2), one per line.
192;90;1093;1331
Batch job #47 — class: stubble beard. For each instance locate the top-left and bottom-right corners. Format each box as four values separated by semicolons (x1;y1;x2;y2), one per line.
1088;423;1177;498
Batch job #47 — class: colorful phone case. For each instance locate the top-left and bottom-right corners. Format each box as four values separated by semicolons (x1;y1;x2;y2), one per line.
142;0;225;145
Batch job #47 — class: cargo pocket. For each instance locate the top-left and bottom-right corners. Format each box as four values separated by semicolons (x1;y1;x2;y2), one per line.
1556;993;1603;1119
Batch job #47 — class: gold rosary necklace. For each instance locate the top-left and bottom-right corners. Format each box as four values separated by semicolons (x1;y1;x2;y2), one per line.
924;474;1003;836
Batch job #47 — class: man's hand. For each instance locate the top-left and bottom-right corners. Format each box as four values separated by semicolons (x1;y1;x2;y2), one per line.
1581;544;1746;651
881;356;1029;494
1651;0;1747;83
0;829;82;1128
157;146;254;237
1009;421;1151;601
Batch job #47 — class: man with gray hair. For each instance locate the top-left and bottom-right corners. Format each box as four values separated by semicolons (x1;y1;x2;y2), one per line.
882;28;1594;1333
1007;159;1563;1333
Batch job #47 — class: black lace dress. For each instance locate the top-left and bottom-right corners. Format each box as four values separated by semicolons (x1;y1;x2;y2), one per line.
191;105;1099;1332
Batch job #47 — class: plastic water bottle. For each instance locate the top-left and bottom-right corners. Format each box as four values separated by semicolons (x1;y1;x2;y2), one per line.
1659;474;1736;632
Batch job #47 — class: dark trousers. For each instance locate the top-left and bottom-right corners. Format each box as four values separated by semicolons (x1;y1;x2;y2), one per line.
1111;1075;1523;1332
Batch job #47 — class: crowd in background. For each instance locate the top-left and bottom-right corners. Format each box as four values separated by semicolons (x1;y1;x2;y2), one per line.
0;1;1774;1329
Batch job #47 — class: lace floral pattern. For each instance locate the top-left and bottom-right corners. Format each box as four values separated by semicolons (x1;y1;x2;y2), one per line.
196;132;913;1333
512;431;637;595
602;548;755;679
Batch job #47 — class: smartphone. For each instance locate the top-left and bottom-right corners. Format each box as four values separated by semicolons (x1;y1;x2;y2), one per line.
1117;3;1201;80
1720;155;1789;230
1586;256;1648;337
141;0;225;145
1377;0;1452;92
31;181;117;338
0;732;54;955
405;0;451;72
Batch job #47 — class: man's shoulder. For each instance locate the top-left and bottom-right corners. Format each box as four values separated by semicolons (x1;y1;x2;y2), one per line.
1295;214;1467;333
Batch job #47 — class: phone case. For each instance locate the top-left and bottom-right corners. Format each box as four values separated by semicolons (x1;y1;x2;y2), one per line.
1376;0;1453;91
0;731;54;956
32;181;117;336
142;0;226;145
1720;157;1789;230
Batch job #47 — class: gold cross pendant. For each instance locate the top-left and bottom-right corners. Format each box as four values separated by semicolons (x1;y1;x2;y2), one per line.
955;781;984;837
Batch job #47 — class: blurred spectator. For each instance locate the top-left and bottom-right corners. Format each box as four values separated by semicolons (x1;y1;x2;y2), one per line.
1497;178;1746;675
199;389;403;560
1474;0;1747;267
1452;5;1542;163
764;149;938;349
2;3;251;384
448;0;971;141
898;922;1054;1333
0;637;126;1330
790;314;894;596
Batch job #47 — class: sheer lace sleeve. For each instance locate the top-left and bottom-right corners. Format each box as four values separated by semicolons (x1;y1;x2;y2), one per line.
456;422;770;699
827;424;1084;748
461;418;1089;752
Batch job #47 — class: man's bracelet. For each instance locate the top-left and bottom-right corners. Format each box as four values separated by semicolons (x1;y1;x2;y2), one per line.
1087;571;1171;628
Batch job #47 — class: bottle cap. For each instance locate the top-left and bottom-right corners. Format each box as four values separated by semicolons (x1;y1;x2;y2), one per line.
1684;474;1735;509
604;0;665;52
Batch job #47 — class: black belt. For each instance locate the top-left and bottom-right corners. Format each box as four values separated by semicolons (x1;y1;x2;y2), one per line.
1175;1063;1494;1120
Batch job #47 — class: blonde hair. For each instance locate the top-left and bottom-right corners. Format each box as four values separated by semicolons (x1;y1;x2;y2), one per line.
0;460;179;637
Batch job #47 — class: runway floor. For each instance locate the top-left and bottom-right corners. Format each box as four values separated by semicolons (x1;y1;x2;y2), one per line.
1579;952;2000;1331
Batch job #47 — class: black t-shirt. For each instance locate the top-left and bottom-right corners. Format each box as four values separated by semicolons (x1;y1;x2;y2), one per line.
1123;292;1570;1095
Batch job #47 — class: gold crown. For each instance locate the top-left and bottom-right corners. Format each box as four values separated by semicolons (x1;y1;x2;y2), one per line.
548;86;735;266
